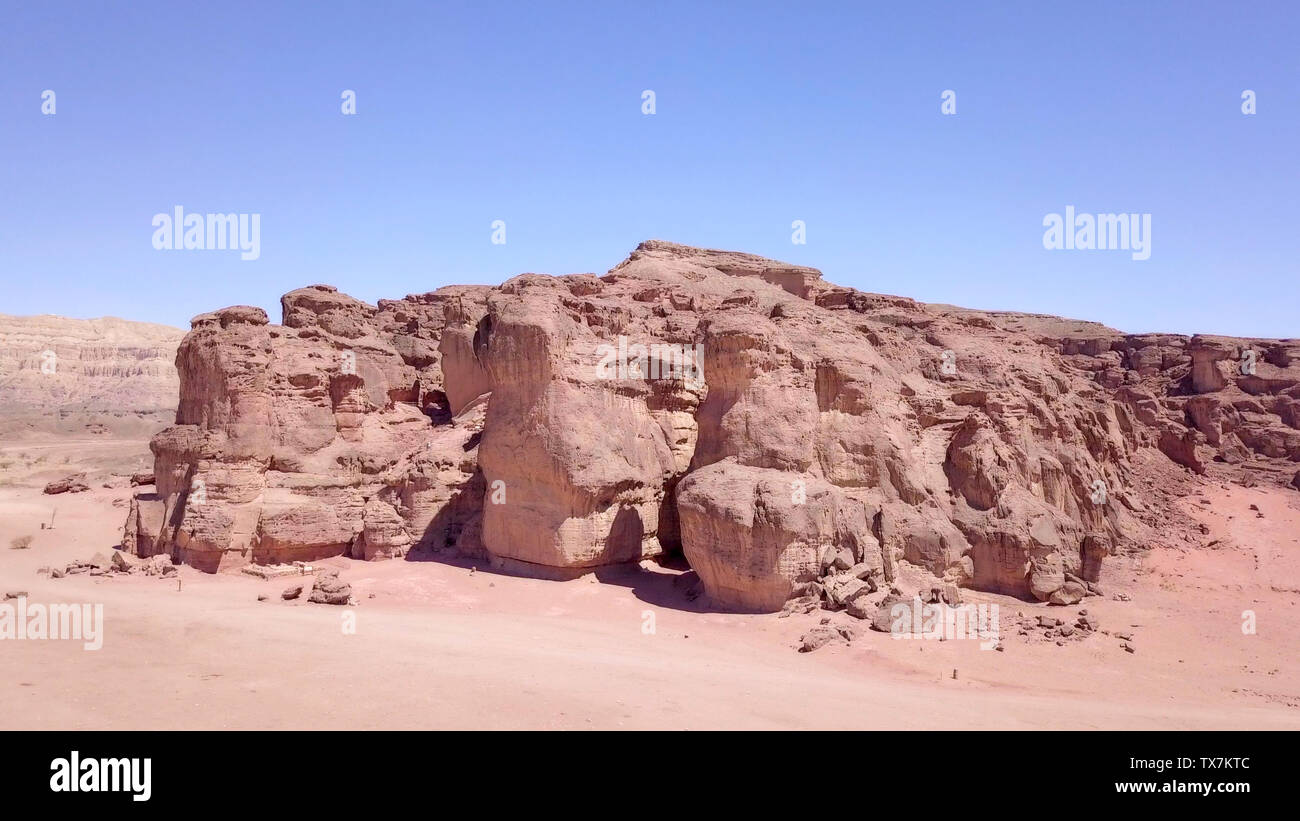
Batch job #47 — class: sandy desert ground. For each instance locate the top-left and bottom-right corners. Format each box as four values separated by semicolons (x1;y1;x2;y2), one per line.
1;437;1297;731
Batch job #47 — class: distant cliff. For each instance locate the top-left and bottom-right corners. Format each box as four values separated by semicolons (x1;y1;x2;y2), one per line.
0;313;183;436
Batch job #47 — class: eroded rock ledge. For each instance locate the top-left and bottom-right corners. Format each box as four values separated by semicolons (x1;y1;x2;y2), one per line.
124;241;1300;610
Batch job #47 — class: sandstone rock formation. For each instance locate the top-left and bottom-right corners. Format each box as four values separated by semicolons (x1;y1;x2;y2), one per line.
0;314;183;436
124;285;488;572
123;242;1300;613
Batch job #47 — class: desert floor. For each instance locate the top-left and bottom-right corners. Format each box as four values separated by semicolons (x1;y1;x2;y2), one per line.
1;437;1297;730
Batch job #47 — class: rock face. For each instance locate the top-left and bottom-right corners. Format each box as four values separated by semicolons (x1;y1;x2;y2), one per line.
124;242;1300;612
677;463;876;611
124;285;489;572
0;314;182;436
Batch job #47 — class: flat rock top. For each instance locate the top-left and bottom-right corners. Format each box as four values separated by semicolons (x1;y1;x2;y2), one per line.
0;313;183;346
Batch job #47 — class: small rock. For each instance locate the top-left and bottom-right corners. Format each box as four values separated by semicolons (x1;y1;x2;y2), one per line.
308;569;352;605
845;562;881;584
870;594;914;633
282;585;303;600
43;474;90;495
921;584;962;605
1064;572;1093;594
780;595;821;618
1048;581;1087;606
798;626;842;653
828;576;871;609
844;594;875;621
819;546;855;574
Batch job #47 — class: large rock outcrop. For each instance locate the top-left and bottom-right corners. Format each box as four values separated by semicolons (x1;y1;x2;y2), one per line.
124;242;1300;613
125;286;489;572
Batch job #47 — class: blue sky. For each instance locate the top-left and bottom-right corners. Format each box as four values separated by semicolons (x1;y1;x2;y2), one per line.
2;1;1296;336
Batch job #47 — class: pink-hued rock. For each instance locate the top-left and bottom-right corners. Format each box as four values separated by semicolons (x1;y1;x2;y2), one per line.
676;461;878;611
43;474;90;495
0;314;183;438
123;241;1300;616
124;285;490;572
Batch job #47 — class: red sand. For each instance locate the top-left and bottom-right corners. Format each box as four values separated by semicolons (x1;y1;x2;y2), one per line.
1;441;1296;730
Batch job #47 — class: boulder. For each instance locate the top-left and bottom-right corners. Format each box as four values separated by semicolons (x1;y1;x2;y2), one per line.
308;569;351;605
870;594;915;633
43;474;89;495
676;461;876;611
1049;581;1088;606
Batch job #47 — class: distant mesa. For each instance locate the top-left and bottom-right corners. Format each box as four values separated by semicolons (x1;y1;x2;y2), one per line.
0;314;184;438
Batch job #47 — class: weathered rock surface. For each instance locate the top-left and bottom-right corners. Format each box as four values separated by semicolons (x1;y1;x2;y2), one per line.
43;474;90;495
123;285;489;572
677;462;877;610
308;568;351;605
123;242;1300;615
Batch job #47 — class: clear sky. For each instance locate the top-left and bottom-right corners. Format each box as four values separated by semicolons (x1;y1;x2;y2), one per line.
2;1;1296;337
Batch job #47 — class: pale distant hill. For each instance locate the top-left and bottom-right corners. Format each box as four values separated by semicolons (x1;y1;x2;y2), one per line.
0;313;183;438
